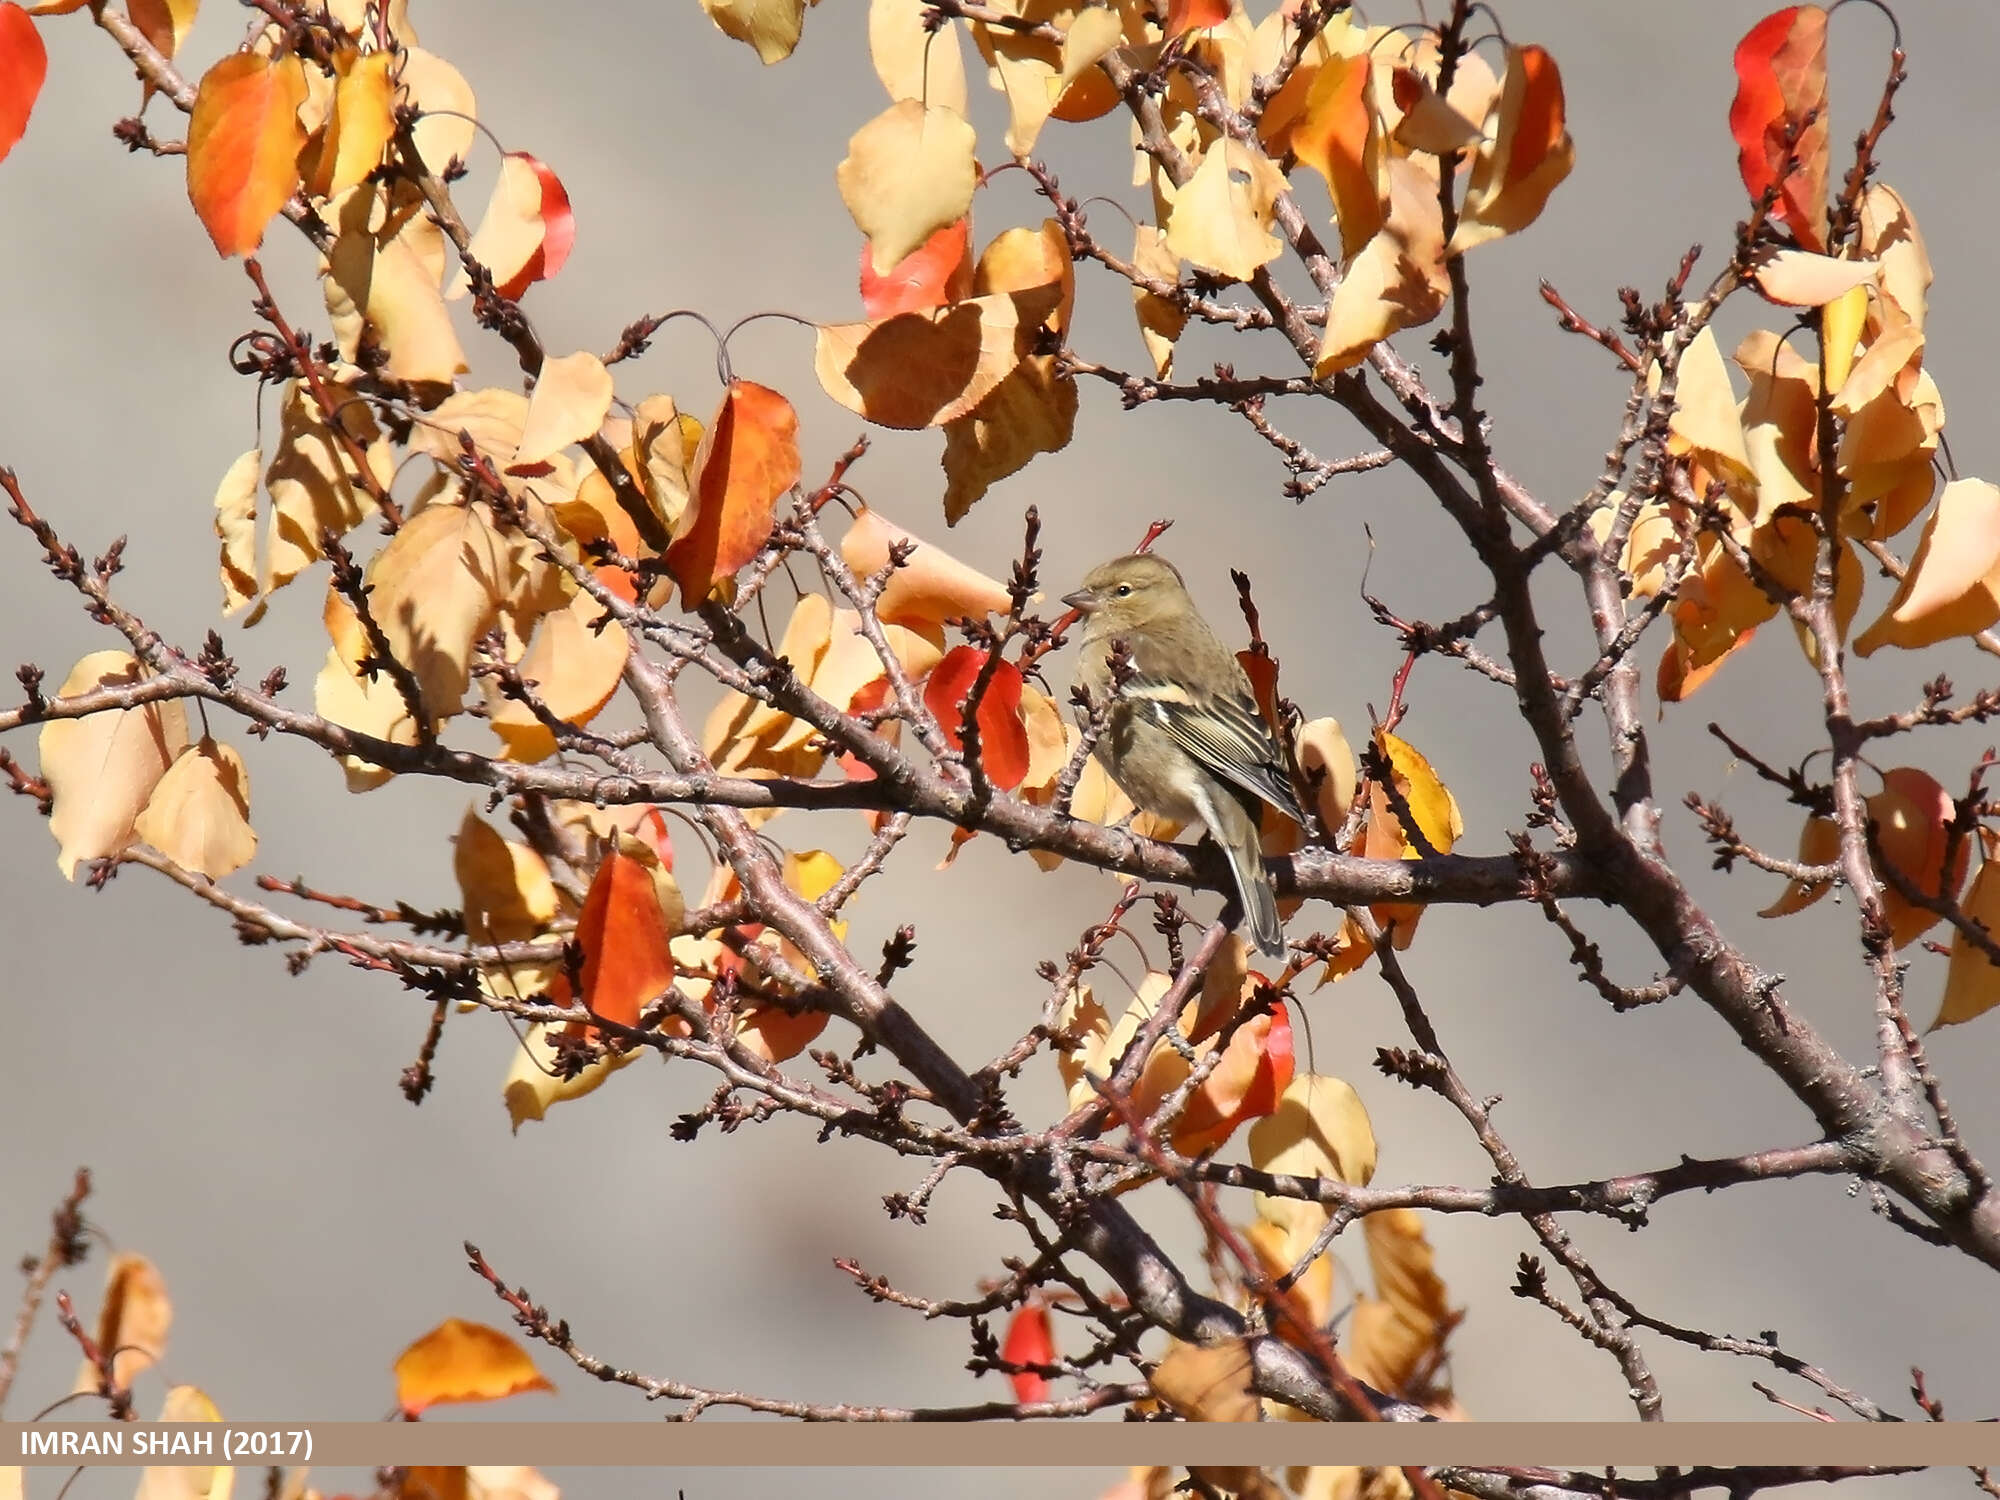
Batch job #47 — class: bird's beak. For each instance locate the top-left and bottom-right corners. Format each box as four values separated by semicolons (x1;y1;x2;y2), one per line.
1061;589;1095;613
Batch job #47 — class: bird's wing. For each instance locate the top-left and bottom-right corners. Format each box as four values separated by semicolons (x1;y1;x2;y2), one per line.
1122;673;1306;822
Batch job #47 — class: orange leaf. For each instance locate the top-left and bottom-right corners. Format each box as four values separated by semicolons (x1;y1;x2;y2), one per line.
1290;53;1384;261
1447;43;1573;254
575;845;675;1029
841;505;1011;636
1729;6;1828;251
186;51;309;257
301;47;394;200
1164;0;1228;41
860;216;973;319
393;1318;554;1416
125;0;196;60
999;1303;1054;1404
666;381;800;604
1937;846;2000;1030
922;644;1029;789
0;3;48;164
79;1252;171;1392
1871;766;1970;950
1171;1003;1293;1156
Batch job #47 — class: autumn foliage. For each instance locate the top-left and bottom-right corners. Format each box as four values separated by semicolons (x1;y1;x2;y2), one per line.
1;0;1997;1491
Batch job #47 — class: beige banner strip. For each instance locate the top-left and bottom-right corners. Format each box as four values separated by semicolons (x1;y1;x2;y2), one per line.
4;1423;1997;1468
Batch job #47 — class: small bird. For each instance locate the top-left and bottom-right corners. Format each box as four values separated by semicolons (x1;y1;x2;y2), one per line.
1064;554;1304;958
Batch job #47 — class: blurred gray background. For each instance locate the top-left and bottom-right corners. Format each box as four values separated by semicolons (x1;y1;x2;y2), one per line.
3;0;1998;1494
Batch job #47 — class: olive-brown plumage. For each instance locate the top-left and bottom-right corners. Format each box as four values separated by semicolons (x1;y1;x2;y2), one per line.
1064;554;1302;957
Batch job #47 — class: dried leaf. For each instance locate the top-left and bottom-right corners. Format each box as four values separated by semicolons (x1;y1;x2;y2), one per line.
186;52;308;256
1150;1338;1258;1422
212;447;261;615
513;351;613;469
134;738;256;880
666;381;800;603
1346;1208;1458;1402
838;99;979;274
324;182;468;387
78;1252;171;1392
39;652;190;880
1131;222;1187;378
394;1319;554;1415
700;0;804;65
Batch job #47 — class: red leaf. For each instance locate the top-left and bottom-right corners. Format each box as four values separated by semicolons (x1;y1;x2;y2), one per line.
0;3;48;164
186;51;308;256
999;1303;1054;1404
574;846;674;1029
922;645;1030;790
513;151;574;295
1729;6;1828;251
1164;0;1228;41
860;216;973;319
666;381;801;604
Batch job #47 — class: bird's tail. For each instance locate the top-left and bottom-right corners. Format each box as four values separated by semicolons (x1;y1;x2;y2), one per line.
1211;795;1285;959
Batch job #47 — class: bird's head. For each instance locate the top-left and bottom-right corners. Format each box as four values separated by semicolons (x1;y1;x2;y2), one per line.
1061;553;1189;633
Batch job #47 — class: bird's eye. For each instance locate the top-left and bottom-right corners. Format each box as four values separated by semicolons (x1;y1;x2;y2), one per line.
1114;584;1133;598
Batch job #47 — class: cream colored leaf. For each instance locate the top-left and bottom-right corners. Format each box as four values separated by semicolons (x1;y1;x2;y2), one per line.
837;99;979;274
134;738;256;879
503;1022;641;1129
1855;479;2000;655
454;154;548;304
514;352;614;468
40;652;190;880
316;589;419;792
869;0;965;112
262;378;391;599
1859;183;1929;335
1665;327;1753;495
323;183;467;387
701;0;804;65
841;505;1011;635
1165;139;1287;282
364;501;518;718
1295;717;1356;831
410;387;530;471
135;1386;231;1500
488;588;630;762
968;16;1060;159
632;394;697;534
212;447;261;615
399;48;476;175
1749;248;1878;308
466;1470;560;1500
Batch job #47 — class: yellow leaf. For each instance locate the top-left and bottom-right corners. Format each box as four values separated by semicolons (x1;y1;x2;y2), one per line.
513;351;614;469
323;183;467;388
967;14;1061;159
1166;138;1287;283
1248;1073;1377;1237
868;0;966;112
941;353;1077;523
814;287;1062;431
503;1021;642;1130
365;500;518;719
1732;328;1819;524
631;394;698;536
1316;156;1447;374
212;447;261;615
488;589;630;763
700;0;804;65
315;588;419;792
1854;479;2000;655
302;48;394;200
1665;327;1754;498
410;388;530;472
39;652;190;880
1820;281;1868;394
134;738;257;880
454;809;557;947
1346;1208;1458;1402
135;1387;231;1500
261;379;391;600
1150;1338;1259;1422
838;99;980;275
1937;850;2000;1030
394;1319;554;1414
1131;222;1187;378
